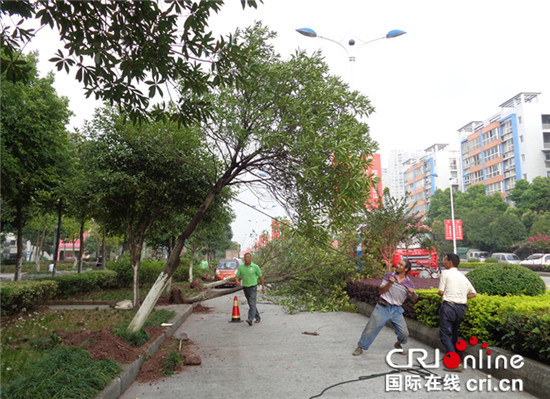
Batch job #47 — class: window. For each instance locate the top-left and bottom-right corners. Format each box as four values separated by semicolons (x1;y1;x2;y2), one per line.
523;174;527;180
471;170;483;184
521;154;525;162
486;181;502;195
520;135;524;143
484;146;500;161
518;116;522;124
486;164;501;178
482;128;499;144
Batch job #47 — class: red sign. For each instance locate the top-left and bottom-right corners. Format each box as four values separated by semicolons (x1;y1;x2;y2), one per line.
445;220;463;240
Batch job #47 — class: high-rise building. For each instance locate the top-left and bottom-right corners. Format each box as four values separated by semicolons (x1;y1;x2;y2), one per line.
403;144;460;216
382;150;409;200
459;92;550;199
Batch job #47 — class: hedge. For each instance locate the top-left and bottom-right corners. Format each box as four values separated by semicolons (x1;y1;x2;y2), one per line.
37;271;119;298
0;280;58;316
466;264;546;296
347;279;550;364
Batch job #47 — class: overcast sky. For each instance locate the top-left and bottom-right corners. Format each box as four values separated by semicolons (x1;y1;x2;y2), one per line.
27;0;550;250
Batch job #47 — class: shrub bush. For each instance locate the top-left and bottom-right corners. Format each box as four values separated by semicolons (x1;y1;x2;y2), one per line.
0;280;58;316
468;258;478;262
38;271;119;298
496;309;550;364
484;257;498;263
466;264;546;296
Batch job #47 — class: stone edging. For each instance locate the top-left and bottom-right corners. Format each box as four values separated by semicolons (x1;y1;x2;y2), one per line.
352;299;550;399
96;305;193;399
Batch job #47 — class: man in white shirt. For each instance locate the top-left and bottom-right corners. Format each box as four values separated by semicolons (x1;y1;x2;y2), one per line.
438;253;477;371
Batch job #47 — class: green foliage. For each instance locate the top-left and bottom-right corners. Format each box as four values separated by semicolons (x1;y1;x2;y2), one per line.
0;280;57;316
412;291;442;328
484;257;498;263
1;345;121;399
467;258;478;262
107;259;192;286
1;0;260;124
467;264;546;296
360;188;431;268
38;270;119;298
258;224;363;314
509;177;550;213
113;309;174;346
496;309;550;363
162;349;182;375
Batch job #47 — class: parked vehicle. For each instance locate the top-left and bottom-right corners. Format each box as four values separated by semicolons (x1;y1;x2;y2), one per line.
520;253;550;266
214;259;240;286
491;252;521;264
392;248;438;277
467;249;489;262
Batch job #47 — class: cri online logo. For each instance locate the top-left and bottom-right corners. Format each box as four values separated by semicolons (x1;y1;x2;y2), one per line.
386;336;524;370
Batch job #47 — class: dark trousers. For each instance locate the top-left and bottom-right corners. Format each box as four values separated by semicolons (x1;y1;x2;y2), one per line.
439;301;467;355
243;285;260;321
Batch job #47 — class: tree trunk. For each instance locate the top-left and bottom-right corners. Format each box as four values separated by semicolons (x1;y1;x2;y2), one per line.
52;199;63;276
77;219;85;273
127;184;224;333
188;247;196;283
34;230;41;271
14;205;23;282
72;237;78;268
101;227;107;269
183;285;242;303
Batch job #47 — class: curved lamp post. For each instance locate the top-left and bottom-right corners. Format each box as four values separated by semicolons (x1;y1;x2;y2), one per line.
296;28;406;62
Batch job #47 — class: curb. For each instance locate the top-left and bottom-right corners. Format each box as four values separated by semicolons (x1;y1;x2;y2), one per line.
96;304;193;399
352;300;550;399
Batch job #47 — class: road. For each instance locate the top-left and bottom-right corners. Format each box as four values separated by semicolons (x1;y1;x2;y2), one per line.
120;292;537;399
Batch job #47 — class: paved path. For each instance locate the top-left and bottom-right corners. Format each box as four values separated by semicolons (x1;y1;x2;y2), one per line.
120;292;536;399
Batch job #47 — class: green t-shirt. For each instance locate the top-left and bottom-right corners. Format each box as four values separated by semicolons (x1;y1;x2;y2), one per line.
235;263;262;287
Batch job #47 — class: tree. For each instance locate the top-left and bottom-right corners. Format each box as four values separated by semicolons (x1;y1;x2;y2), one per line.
1;53;72;280
127;24;378;332
509;177;550;213
485;211;527;252
80;107;220;308
1;0;260;123
360;188;430;272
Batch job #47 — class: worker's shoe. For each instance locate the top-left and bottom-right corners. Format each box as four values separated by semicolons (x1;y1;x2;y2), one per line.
352;346;363;356
246;319;253;326
394;341;408;355
255;317;261;323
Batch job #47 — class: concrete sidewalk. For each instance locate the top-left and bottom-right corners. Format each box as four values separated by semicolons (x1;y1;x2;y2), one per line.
119;292;538;399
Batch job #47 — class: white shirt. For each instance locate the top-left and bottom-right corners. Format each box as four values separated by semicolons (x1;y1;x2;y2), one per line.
438;267;476;304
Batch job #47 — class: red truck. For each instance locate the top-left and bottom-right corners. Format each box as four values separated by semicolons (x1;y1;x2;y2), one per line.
391;248;438;277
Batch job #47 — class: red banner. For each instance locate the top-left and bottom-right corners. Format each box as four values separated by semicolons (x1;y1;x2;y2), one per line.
445;220;463;240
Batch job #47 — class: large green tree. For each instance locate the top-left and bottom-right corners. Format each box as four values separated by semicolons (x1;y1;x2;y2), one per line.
1;53;72;280
1;0;260;123
80;107;220;308
509;177;550;213
127;24;378;332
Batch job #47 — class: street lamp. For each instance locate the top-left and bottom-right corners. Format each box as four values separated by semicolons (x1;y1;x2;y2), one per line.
295;28;406;62
449;178;457;254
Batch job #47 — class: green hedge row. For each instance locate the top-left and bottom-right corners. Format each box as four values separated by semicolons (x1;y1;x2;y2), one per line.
412;290;550;364
37;271;120;298
0;280;58;316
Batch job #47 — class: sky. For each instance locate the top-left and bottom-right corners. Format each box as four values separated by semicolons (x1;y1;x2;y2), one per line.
25;0;550;250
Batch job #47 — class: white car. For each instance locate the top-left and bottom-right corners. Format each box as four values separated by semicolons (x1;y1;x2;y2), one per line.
520;253;550;266
492;253;521;264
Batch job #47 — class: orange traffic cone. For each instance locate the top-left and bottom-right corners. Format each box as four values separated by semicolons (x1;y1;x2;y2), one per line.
231;296;242;322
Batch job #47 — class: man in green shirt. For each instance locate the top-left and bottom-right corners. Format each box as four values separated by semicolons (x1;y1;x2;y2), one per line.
235;253;265;326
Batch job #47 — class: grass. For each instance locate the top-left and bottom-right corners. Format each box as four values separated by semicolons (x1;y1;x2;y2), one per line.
0;307;174;388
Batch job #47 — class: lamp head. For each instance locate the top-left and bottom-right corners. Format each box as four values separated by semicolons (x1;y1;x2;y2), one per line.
386;29;407;39
296;28;317;38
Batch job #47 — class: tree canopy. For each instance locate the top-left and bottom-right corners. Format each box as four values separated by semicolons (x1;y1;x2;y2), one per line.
1;0;260;123
509;177;550;213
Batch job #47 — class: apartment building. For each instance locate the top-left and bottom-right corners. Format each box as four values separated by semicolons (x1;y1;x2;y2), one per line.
403;144;460;216
459;92;550;199
382;149;409;200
